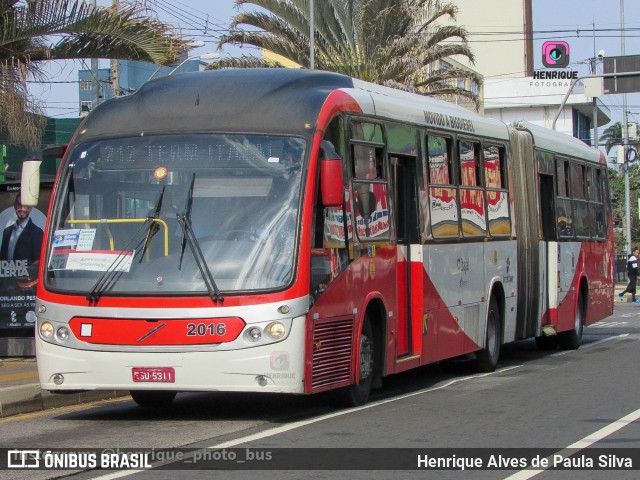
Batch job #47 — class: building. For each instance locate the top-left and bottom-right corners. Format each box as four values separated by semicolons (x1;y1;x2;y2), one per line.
78;59;209;115
0;117;82;176
450;0;534;78
450;0;608;146
483;77;610;146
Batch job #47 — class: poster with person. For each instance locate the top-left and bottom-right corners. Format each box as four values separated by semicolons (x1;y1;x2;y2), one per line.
0;182;52;332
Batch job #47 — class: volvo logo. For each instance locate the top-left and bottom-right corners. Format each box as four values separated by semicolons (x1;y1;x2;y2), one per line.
137;323;166;342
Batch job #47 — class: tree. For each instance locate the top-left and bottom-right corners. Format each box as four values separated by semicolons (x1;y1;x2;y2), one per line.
608;163;640;252
0;0;190;149
213;0;481;108
601;122;623;156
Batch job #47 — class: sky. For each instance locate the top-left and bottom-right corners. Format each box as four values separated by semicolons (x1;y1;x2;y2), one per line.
30;0;640;146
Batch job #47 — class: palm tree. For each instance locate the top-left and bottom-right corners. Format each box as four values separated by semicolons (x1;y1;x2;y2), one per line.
213;0;481;107
1;0;190;149
601;122;623;155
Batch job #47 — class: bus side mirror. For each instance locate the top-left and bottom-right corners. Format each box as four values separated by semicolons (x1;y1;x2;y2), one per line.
320;141;344;207
320;159;344;207
21;160;42;207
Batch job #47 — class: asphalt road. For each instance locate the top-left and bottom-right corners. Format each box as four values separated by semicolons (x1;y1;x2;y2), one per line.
2;302;640;480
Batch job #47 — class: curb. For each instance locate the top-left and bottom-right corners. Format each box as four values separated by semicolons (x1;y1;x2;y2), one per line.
0;385;128;418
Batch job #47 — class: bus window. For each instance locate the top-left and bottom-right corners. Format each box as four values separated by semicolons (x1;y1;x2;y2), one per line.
571;162;586;200
426;135;452;185
351;122;389;242
458;140;481;187
590;167;606;239
458;140;485;237
426;134;458;238
485;145;510;236
556;158;573;237
484;145;504;189
571;162;589;238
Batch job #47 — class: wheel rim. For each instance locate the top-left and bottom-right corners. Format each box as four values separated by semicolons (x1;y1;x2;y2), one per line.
359;333;373;381
487;312;498;358
574;297;584;336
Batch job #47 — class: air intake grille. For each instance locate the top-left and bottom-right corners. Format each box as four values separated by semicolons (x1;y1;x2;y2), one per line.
312;317;354;390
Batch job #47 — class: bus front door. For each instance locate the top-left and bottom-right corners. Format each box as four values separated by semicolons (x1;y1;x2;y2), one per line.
539;173;558;329
391;155;422;359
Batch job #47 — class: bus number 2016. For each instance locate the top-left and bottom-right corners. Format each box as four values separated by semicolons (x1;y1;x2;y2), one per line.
186;323;226;337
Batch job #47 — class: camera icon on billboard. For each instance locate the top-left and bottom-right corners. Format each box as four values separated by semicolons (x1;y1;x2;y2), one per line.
542;41;570;68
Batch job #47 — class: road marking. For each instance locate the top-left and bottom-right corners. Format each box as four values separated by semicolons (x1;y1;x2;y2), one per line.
591;320;629;326
0;396;129;424
0;371;39;382
504;406;640;480
551;334;628;357
73;336;638;479
93;366;523;479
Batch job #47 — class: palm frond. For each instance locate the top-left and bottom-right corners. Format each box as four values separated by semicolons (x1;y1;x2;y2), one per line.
220;0;480;108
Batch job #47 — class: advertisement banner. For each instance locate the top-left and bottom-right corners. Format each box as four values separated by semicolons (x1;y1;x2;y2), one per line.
0;182;52;332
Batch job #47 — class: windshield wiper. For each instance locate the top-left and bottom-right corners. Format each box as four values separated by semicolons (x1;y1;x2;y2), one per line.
85;224;148;304
178;174;195;270
86;188;165;303
176;174;223;303
139;186;165;262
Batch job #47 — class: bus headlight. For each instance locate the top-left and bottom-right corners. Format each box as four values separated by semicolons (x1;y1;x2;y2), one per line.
246;327;262;342
266;321;286;340
40;322;54;339
56;326;70;342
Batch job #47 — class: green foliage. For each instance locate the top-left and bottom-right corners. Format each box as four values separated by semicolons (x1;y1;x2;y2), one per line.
602;122;623;155
608;163;640;252
213;0;481;107
0;0;190;149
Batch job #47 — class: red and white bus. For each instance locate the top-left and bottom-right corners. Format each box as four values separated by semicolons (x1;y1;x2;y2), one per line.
24;69;614;407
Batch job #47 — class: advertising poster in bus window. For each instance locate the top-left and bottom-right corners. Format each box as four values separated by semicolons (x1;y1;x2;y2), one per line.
0;182;52;332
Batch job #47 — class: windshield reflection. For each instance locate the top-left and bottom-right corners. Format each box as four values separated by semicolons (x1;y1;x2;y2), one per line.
46;134;305;295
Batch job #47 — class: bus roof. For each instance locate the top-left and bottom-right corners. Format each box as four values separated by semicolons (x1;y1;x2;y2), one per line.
77;69;593;157
511;121;601;164
349;78;509;141
78;69;355;141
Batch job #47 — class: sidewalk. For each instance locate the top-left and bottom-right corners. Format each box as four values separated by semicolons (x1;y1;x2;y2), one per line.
0;357;126;418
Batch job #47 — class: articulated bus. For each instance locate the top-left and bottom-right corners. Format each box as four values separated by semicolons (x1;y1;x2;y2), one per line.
24;69;614;407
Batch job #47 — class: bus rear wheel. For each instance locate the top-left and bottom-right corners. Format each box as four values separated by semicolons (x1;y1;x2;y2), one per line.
336;315;374;407
130;390;177;408
558;291;584;350
470;296;501;372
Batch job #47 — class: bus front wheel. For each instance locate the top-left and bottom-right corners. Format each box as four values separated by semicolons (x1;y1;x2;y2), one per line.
336;315;374;407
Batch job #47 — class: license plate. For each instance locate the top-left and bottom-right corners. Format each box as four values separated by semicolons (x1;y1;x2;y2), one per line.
132;367;175;383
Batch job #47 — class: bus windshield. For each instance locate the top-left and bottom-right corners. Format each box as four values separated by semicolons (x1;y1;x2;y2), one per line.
45;134;305;295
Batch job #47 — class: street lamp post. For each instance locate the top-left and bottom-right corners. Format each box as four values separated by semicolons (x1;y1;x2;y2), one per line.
310;0;315;69
168;53;220;76
621;0;631;253
147;52;219;82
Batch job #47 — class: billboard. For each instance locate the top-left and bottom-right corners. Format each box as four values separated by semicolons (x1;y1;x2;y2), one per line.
603;55;640;94
0;181;52;333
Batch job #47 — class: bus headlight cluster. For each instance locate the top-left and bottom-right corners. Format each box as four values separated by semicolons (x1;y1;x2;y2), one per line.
40;321;54;339
246;327;262;342
56;326;70;342
266;322;286;340
40;321;71;343
244;321;287;343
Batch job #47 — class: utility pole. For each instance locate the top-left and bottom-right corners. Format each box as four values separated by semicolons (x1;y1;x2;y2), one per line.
112;0;120;97
309;0;315;69
621;0;631;253
90;0;99;111
592;23;599;149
